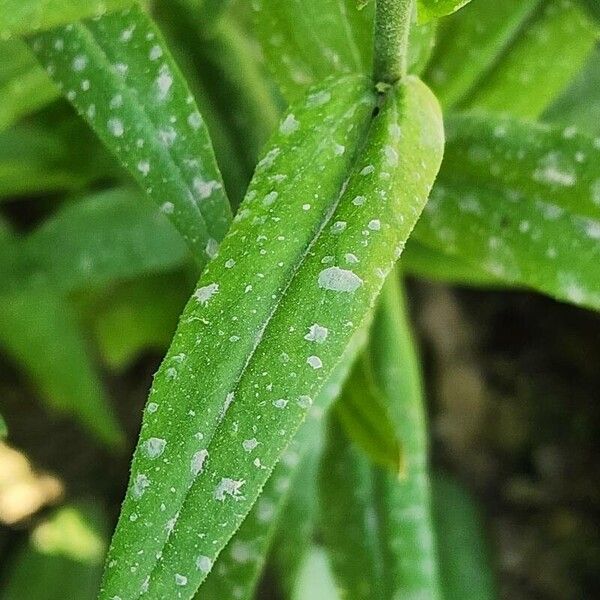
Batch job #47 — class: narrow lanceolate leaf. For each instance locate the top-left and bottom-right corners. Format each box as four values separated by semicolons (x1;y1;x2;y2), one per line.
402;240;501;287
0;0;135;38
432;473;497;600
270;445;322;599
336;358;403;473
1;188;190;297
425;0;540;109
319;417;409;599
368;275;441;597
0;39;59;132
461;0;597;119
320;276;441;599
195;346;359;600
417;0;473;22
99;75;444;600
253;0;435;102
0;286;124;447
545;46;600;135
319;426;437;600
195;364;338;600
415;113;600;310
30;5;231;263
196;340;364;600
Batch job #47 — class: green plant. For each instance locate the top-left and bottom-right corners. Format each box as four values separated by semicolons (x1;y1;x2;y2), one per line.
0;0;598;598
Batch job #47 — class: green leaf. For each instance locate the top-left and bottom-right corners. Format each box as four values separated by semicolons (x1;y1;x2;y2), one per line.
425;0;540;109
336;358;403;473
402;240;502;287
0;39;59;132
319;275;441;599
320;414;437;599
2;188;190;297
292;547;341;600
0;0;136;38
417;0;473;22
0;119;120;201
253;0;436;102
414;113;600;310
318;416;387;598
270;445;322;599
195;335;364;600
92;273;191;371
432;473;497;600
99;74;444;599
195;344;359;600
30;5;231;262
0;503;109;600
544;45;600;135
0;286;124;447
462;0;597;119
578;0;600;23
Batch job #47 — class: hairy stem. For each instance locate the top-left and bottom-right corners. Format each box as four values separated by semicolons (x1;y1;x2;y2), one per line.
373;0;414;86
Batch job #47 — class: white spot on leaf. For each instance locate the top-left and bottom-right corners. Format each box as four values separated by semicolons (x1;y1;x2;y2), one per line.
318;267;363;292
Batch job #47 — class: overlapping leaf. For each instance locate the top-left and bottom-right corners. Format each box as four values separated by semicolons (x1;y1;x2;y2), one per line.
0;286;124;447
253;0;435;102
99;74;443;599
425;0;597;118
463;0;597;119
0;0;136;38
196;354;355;600
424;0;540;108
417;0;473;22
0;39;59;132
30;5;231;262
320;276;441;599
2;188;190;296
415;113;600;310
402;241;501;287
545;46;600;135
432;473;497;600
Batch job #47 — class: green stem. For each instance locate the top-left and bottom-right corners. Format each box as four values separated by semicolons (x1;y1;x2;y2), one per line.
373;0;414;86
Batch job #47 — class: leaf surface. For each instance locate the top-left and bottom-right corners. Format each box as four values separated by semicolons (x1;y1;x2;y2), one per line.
0;39;59;132
336;358;403;473
432;473;497;600
544;46;600;135
1;188;190;297
462;0;597;118
425;0;540;108
195;356;352;599
415;113;600;310
320;276;440;599
253;0;436;102
417;0;473;22
30;5;231;262
0;0;136;38
99;74;444;599
0;286;124;447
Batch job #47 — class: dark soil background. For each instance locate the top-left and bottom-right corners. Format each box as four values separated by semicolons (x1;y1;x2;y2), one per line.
1;280;599;599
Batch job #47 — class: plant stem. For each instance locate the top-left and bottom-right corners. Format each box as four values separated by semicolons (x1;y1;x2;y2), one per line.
373;0;414;86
